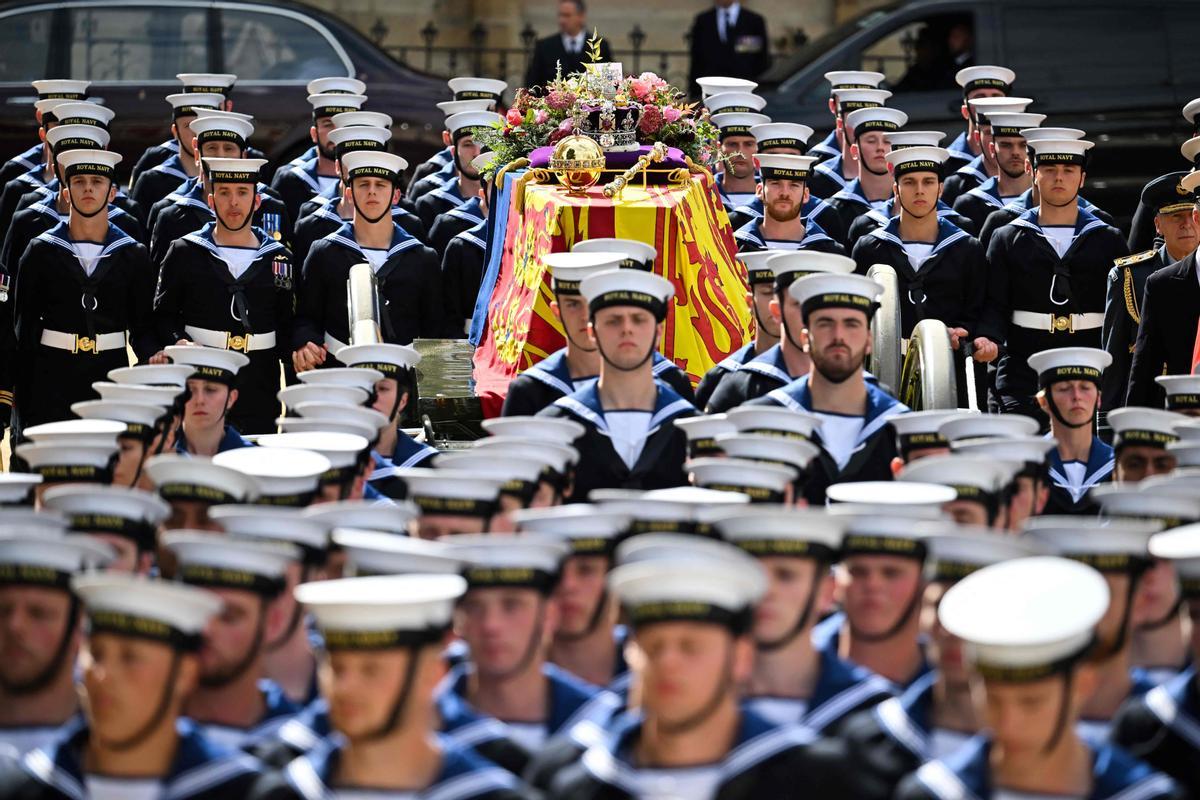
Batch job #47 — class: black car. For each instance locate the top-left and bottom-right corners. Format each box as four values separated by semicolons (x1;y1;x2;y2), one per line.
757;0;1198;225
0;0;450;178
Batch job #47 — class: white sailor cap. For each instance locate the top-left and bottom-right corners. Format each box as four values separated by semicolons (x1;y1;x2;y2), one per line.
756;153;818;183
713;507;844;558
674;415;737;456
32;79;91;100
24;419;124;448
41;484;169;551
306;77;366;96
1184;98;1200;127
686;457;797;503
297;367;384;394
213;448;330;507
885;145;949;178
0;473;42;506
950;435;1057;475
788;272;883;321
725;405;824;440
609;543;766;631
209;505;330;564
710;112;772;138
480;415;584;444
839;514;954;560
924;527;1043;584
1027;347;1110;389
293;401;390;436
1107;407;1184;450
340;151;408;182
163;532;297;594
447;77;507;103
940;413;1039;442
335;530;463;576
1136;471;1200;497
830;88;892;112
967;96;1033;120
1168;442;1200;467
277;383;367;411
899;455;1021;506
1091;486;1200;528
443;532;569;592
189;115;254;144
885;130;947;149
34;99;70;118
0;530;113;588
1182;138;1200;168
143;454;259;505
303;501;415;538
162;93;223;118
73;573;221;650
1029;139;1094;167
433;452;548;502
471;152;497;176
1148;524;1200;597
47;101;114;128
55;149;120;182
572;238;657;271
109;364;194;388
545;251;626;294
939;556;1108;681
1155;374;1200;412
1177;420;1200;441
511;505;631;556
0;509;67;531
327;125;391;156
437;99;495;116
751;123;814;153
307;93;367;117
46;125;110;151
71;400;166;438
165;345;249;385
889;409;977;456
955;65;1015;94
579;268;675;321
273;417;378;440
445;110;502;140
823;70;886;90
764;252;855;292
335;343;420;378
93;381;182;407
177;73;237;93
593;487;747;536
843;106;908;138
471;435;578;472
296;574;466;649
826;481;956;518
738;250;786;285
393;468;504;518
255;432;370;485
697;76;759;98
332;111;394;130
14;442;116;485
1022;127;1086;143
1023;516;1161;570
706;91;768;114
714;433;822;473
985;112;1044;138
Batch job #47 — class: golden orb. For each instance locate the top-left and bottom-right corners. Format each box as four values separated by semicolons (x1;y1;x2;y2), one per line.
548;134;606;196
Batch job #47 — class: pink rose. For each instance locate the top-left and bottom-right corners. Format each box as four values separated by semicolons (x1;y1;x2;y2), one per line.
639;72;667;89
629;79;654;103
506;107;523;125
663;106;682;123
534;109;549;125
558;118;575;134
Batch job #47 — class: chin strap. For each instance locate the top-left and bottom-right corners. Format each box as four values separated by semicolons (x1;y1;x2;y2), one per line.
1092;561;1151;660
214;206;254;233
850;578;925;644
1043;669;1075;755
556;587;611;643
658;642;735;736
351;184;393;225
3;596;78;695
594;337;657;374
66;178;113;219
1046;393;1095;431
199;598;268;689
102;651;183;752
756;564;826;652
500;599;549;680
361;645;424;741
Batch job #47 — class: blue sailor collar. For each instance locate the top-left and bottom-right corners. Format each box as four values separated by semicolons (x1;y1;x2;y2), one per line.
553;378;694;436
954;154;988;183
812;611;930;694
436;682;521;750
871;669;938;758
830;177;871;208
1006;188;1101;216
739;343;792;384
284;156;322;192
429;145;455;166
36;220;138;258
381;430;438;470
946;131;973;161
182;221;287;263
428;176;465;205
734;217;838;251
198;678;300;748
871;216;970;256
455;220;488;251
29;198;131;225
20;717;262;800
282;734;519;800
432;157;456;181
714;342;757;373
803;636;895;734
522;348;581;397
325;220;421;261
9;142;43;172
764;375;909;447
962;175;1004;208
175;424;254;456
152;152;191;182
446;195;484;225
813;154;848;188
810;129;840;159
1012;203;1107;243
1047;434;1114;504
910;735;1180;800
861;198;960;229
1141;666;1200;751
732;194;826;224
276;697;332;756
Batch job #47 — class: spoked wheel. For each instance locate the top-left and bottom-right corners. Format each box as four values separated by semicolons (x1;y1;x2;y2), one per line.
866;264;901;394
899;318;959;410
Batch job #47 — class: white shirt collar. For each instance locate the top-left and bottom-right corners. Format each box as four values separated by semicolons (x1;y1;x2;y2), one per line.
721;3;741;24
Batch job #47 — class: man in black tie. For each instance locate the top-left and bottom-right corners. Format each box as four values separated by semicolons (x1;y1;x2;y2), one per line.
524;0;613;90
688;1;771;99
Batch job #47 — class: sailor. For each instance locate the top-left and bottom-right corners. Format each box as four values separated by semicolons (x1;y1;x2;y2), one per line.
850;145;998;406
441;152;495;336
1027;347;1114;515
946;65;1015;172
895;557;1181;800
939;95;1032;206
1111;524;1200;798
1126;98;1200;254
707;251;855;413
832;528;1040;798
414;110;501;233
0;79;89;189
949;432;1056;531
148;116;291;264
726;122;820;231
162;532;300;751
408;77;506;201
12;420;120;504
710;110;770;213
1024;516;1164;741
129;73;237;187
246;574;528;799
159;345;252;454
502;252;694;415
469;434;578;512
128;91;227;220
269;90;367;226
40;483;169;575
537;268;694;500
898;454;1019;529
987;137;1130;418
292;150;445;366
1152;374;1200;419
255;431;374;505
951;110;1042;232
393;469;505;539
13;149;156;429
212;447;329;510
1106;407;1184;484
887;408;976;468
748;272;909;503
333;342;435;467
0;573;265;798
70;391;172;488
734;154;843;253
266;77;366;185
808;71;886;164
0;529;113;757
152;159;293;434
806;87;892;201
818;106;909;244
144;453;260;532
0;472;41;507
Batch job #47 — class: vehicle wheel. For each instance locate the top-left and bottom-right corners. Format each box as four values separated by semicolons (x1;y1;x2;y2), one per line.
866;264;901;394
898;318;958;410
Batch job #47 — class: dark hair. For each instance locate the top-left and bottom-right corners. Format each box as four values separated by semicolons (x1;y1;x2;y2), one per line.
561;0;586;13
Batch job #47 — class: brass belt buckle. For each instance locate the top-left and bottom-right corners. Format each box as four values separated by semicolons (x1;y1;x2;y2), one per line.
1051;315;1071;333
75;335;97;354
226;333;250;353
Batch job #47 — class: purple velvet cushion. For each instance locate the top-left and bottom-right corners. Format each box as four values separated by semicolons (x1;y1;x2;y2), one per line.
528;144;689;173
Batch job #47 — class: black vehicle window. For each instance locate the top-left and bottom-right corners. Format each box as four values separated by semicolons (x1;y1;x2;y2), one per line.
0;9;54;82
861;13;974;93
221;9;346;82
69;8;208;81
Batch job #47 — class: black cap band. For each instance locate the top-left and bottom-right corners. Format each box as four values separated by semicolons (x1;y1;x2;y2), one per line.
1033;151;1086;167
68;513;156;551
626;600;752;634
197;129;246;149
852;119;901;137
158;483;239;505
732;539;837;561
412;495;495;517
898;431;947;457
255;491;318;509
179;565;284;595
1115;429;1177;449
63;163;115;181
695;483;783;503
1038;365;1101;390
758;137;805;152
204;168;258;185
588;290;667;321
760;166;809;182
963;77;1010;96
335;139;386;157
348;165;399;183
719;125;753;138
33;464;110;484
800;292;876;320
454;90;500;102
88;610;202;651
463;566;558;594
1166;392;1200;411
841;534;927;560
893;159;943;180
0;564;72;590
52;137;103;154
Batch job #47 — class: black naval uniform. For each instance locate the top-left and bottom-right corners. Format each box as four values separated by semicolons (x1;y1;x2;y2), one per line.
733;218;846;255
502;349;696;416
293;221;445;355
13;222;157;428
292;197;427;267
149;178;290;265
2;198;145;274
1127;250;1200;408
939;154;988;207
429;196;485;257
1102;247;1173;411
441;220;488;337
705;344;799;414
153;223;294;434
694;342;757;410
415;177;469;233
986;206;1129;415
1112;668;1200;799
128;152;196;223
978;191;1117;249
844;199;975;251
269;155;334;232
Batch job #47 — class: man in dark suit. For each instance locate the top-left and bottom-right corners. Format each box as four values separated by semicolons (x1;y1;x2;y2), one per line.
524;0;613;89
1126;242;1200;409
688;1;771;99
